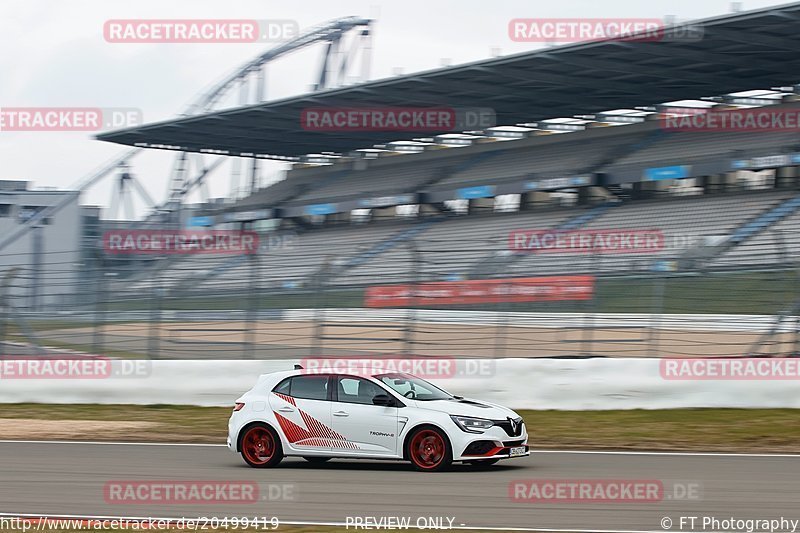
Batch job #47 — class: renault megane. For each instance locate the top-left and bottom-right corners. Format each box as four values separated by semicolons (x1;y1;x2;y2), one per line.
227;369;528;471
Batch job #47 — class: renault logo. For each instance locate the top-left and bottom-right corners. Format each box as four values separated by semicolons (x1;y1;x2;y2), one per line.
508;417;519;435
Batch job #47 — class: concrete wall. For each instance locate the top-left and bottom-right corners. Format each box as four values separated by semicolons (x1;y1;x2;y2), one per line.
1;358;798;409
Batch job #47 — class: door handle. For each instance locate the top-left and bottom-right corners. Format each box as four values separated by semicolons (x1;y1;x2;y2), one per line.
277;407;295;413
333;411;350;417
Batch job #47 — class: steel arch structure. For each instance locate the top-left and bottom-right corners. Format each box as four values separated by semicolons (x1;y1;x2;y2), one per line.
0;15;374;253
160;16;373;220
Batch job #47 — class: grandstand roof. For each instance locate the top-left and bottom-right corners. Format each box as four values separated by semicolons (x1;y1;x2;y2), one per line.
99;2;800;160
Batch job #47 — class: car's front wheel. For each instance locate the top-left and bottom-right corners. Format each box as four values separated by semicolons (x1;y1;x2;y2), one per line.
240;424;283;468
406;426;452;472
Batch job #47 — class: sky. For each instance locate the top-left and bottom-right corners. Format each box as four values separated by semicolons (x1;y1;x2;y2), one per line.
0;0;791;218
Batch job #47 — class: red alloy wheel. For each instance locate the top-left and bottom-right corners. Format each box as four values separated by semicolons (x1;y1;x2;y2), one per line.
409;429;446;469
242;426;275;465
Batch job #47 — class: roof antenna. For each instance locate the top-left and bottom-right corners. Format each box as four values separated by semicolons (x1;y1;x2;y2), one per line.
294;364;304;370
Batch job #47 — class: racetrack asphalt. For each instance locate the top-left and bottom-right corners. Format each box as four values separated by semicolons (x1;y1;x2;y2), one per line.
1;442;799;531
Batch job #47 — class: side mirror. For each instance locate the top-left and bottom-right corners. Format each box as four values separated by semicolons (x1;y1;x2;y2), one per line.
372;394;394;407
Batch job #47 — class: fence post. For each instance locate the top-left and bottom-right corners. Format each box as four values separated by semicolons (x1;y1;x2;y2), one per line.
793;263;800;356
91;251;105;356
0;298;5;349
779;233;792;355
244;253;259;359
0;269;13;348
580;282;596;357
770;228;787;268
404;239;420;356
311;257;331;357
581;250;599;357
147;271;162;360
648;271;666;357
493;281;508;358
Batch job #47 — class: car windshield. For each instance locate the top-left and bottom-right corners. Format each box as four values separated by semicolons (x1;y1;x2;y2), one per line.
375;373;454;401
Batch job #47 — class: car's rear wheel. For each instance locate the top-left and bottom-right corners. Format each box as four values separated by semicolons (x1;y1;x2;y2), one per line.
303;456;332;464
467;458;500;468
407;426;452;472
240;424;283;468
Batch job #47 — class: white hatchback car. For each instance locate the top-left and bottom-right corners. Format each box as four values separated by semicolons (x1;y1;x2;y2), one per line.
227;369;529;471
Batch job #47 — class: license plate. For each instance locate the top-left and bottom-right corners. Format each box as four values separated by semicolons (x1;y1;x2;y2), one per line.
509;446;527;457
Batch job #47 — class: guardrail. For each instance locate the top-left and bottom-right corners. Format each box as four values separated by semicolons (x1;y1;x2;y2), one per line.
1;358;798;409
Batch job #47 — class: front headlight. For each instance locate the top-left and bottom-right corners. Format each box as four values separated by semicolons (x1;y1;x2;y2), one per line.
450;415;494;433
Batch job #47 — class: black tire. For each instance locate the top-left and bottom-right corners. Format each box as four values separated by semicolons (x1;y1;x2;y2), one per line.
406;426;453;472
239;423;283;468
303;456;332;464
467;458;500;468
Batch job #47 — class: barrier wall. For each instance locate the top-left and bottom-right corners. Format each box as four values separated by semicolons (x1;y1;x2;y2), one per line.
25;310;793;332
1;358;799;409
284;309;791;332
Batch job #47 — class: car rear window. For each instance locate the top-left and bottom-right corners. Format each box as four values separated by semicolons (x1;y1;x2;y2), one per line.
274;375;328;401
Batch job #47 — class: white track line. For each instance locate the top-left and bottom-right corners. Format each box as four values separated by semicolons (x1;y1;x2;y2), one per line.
0;440;224;447
531;449;800;458
0;512;660;532
0;440;798;457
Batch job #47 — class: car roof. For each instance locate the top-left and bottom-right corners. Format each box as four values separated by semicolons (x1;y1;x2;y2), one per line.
255;369;409;385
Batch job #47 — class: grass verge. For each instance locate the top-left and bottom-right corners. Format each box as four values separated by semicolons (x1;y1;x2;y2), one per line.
0;404;798;452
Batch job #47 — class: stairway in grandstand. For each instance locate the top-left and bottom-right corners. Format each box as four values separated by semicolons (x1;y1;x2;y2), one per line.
463;129;673;278
726;194;800;246
466;202;615;278
595;129;672;174
305;151;509;284
328;219;442;271
682;192;800;269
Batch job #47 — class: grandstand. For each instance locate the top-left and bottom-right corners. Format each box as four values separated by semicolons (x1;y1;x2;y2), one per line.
95;6;800;292
104;106;800;295
6;3;800;359
107;184;800;297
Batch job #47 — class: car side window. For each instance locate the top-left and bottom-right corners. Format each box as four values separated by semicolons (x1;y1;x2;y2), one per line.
288;375;328;401
273;378;291;396
336;377;386;405
380;377;412;396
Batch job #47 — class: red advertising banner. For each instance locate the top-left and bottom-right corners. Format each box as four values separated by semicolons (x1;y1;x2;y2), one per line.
103;230;259;255
509;229;664;254
365;275;594;308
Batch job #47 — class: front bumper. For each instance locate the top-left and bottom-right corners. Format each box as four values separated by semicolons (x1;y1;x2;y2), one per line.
453;423;528;461
459;444;530;461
